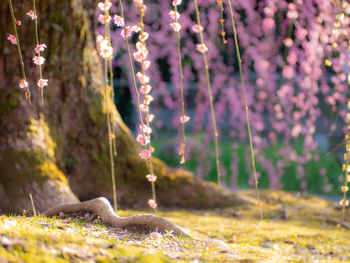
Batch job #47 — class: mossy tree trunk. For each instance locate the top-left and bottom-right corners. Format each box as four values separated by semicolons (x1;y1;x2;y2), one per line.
0;0;248;214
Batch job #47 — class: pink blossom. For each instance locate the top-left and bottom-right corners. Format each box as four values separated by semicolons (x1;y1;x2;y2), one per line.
139;32;149;42
140;4;147;13
296;28;308;40
262;18;275;32
136;42;147;52
136;134;150;145
169;11;180;20
170;22;181;32
146;174;157;182
287;10;298;20
291;124;302;138
145;114;154;123
282;65;294;79
121;26;133;39
140;84;152;94
148;199;157;209
172;0;182;6
131;25;141;33
133;51;144;63
37;79;48;88
99;44;113;59
142;60;151;71
113;15;125;27
140;103;149;112
180;115;190;124
148;146;155;153
144;95;153;105
192;24;203;33
283;38;293;47
33;56;45;66
15;20;21;26
7;34;17;45
196;44;208;54
97;1;112;12
134;0;143;6
98;14;112;24
35;44;47;54
140;124;152;134
136;72;150;84
19;79;28;89
139;149;151;160
26;10;37;20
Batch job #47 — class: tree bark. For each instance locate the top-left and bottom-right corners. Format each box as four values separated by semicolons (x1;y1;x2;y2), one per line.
0;0;249;214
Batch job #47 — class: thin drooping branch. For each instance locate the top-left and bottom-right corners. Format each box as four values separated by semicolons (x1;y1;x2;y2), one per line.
117;0;158;211
227;0;263;218
8;0;31;103
44;197;190;237
193;0;222;186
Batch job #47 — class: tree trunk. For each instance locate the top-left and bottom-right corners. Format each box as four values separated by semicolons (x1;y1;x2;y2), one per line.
0;0;248;214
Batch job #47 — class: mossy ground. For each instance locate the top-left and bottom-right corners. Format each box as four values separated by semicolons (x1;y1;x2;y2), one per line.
0;191;349;262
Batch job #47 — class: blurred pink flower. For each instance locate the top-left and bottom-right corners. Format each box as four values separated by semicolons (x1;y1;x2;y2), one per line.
192;24;203;33
148;199;157;209
19;79;28;89
97;1;112;12
172;0;182;6
26;10;37;20
136;134;150;145
113;15;125;27
196;44;208;54
139;149;151;159
169;10;180;20
33;56;45;65
262;18;275;32
283;38;293;47
282;65;294;79
7;34;17;45
180;115;190;124
35;44;47;54
146;174;157;182
37;79;48;88
170;22;181;32
140;84;152;94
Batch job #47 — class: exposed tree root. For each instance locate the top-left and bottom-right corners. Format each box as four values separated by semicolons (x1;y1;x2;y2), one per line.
44;197;190;237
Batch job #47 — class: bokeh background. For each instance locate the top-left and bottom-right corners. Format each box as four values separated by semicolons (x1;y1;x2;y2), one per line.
102;0;349;195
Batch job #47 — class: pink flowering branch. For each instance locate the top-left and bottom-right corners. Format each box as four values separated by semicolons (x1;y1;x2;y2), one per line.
170;0;190;165
8;0;31;103
193;0;222;186
226;0;263;218
29;0;48;105
116;0;158;211
134;0;158;211
216;0;227;44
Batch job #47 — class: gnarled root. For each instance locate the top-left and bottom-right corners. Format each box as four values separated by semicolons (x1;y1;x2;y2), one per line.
44;197;190;238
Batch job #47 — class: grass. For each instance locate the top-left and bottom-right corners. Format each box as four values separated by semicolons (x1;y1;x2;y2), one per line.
0;190;349;262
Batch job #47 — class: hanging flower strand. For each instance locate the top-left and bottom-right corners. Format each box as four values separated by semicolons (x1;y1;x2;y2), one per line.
115;0;158;211
134;0;158;211
8;0;31;103
193;0;222;186
226;0;263;218
28;0;48;105
98;0;117;157
97;0;118;212
216;0;227;44
170;0;189;164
